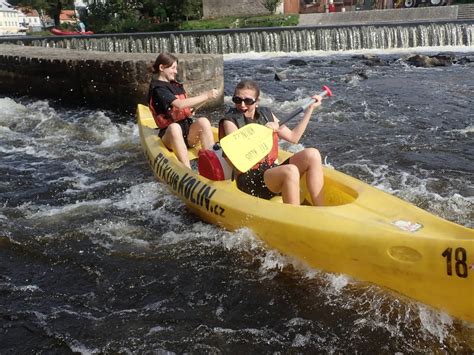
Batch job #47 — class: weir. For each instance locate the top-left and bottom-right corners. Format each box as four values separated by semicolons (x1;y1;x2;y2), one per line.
1;21;473;54
1;17;472;112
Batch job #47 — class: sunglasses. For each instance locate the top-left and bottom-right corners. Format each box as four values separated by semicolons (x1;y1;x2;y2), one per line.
232;96;257;105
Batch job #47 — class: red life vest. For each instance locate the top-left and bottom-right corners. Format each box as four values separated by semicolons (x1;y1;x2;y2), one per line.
148;81;193;129
258;132;279;170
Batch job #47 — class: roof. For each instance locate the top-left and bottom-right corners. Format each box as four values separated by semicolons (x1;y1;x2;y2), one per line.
60;10;76;22
17;7;40;17
0;0;14;10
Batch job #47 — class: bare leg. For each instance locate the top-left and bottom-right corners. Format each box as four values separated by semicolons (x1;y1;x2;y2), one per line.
264;164;300;205
161;123;190;168
289;148;324;206
187;117;214;150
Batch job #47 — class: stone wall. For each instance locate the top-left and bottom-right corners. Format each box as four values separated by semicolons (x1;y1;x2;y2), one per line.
0;45;224;113
203;0;270;19
298;6;459;26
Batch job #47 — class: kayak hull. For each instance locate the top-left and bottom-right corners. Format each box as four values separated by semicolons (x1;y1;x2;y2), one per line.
50;28;94;35
137;104;474;323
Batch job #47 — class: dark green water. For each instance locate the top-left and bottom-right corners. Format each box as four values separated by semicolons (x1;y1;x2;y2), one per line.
1;51;473;353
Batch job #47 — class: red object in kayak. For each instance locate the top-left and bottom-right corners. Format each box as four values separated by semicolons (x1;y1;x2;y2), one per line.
50;28;94;36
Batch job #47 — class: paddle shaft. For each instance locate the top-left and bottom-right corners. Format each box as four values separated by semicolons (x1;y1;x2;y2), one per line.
279;86;332;126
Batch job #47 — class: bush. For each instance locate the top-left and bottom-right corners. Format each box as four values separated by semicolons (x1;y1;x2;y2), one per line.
263;0;283;13
180;16;239;30
241;15;298;28
87;12;299;33
147;21;181;32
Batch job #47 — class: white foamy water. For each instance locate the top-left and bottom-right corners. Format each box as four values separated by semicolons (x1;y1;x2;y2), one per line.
224;45;474;61
113;182;164;212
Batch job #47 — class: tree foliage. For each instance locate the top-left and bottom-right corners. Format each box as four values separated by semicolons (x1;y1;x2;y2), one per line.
85;0;202;32
10;0;74;26
263;0;282;13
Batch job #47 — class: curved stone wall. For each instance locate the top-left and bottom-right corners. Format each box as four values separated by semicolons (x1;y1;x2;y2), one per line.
0;44;224;113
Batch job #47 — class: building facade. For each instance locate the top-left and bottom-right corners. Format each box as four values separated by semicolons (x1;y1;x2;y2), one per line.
17;7;43;32
0;0;21;36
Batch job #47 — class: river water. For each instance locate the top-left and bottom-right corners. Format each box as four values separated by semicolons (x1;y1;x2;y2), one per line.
1;47;473;353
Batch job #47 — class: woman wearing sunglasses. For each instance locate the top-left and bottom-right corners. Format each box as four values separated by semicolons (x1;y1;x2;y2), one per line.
148;52;218;168
219;79;324;206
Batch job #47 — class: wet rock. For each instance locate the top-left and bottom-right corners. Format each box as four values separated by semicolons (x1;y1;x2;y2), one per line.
432;54;454;65
288;59;308;66
363;57;388;67
274;69;289;81
352;54;388;66
257;67;275;74
351;54;377;60
344;68;368;83
354;69;369;79
455;56;474;65
436;52;456;60
405;54;453;67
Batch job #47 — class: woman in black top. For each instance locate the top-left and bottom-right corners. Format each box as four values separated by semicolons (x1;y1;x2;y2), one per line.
220;79;324;206
149;53;218;168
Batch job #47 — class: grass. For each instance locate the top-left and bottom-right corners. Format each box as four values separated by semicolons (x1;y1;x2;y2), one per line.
179;14;299;30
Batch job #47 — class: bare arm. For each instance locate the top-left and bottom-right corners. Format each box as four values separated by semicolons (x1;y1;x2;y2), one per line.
274;95;322;144
221;120;239;136
171;89;218;109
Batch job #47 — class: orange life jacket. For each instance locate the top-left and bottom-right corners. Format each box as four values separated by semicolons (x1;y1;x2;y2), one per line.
148;81;193;129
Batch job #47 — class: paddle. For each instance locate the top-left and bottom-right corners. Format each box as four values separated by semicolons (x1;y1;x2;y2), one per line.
220;86;332;173
280;85;332;125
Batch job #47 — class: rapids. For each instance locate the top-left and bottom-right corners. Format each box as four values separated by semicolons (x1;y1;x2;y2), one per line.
1;48;473;353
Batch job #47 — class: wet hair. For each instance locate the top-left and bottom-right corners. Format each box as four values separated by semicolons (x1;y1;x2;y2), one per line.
234;79;260;99
152;53;178;74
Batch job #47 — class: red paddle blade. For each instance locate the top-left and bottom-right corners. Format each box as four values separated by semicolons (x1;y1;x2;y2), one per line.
322;85;333;97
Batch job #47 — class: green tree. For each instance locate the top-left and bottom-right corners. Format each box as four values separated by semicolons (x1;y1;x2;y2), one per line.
138;0;201;22
263;0;282;13
140;0;168;21
10;0;74;27
181;0;202;20
86;0;202;32
87;0;142;31
167;0;202;21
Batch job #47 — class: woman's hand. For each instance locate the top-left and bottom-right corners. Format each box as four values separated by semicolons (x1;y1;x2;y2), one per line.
308;94;323;110
265;121;280;132
207;89;218;100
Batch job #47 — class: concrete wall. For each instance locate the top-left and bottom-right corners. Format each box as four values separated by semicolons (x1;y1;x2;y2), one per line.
203;0;270;19
0;44;224;113
299;6;459;26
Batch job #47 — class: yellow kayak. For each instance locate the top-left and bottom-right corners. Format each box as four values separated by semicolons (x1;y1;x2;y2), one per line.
137;104;474;323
